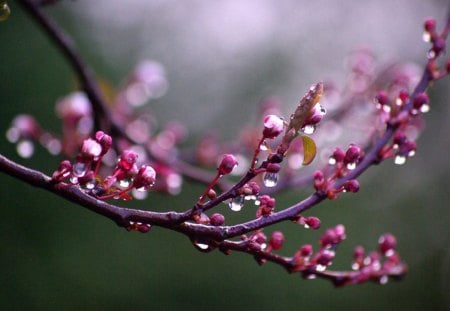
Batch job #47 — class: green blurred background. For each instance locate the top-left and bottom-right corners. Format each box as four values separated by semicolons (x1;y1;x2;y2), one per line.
0;1;449;310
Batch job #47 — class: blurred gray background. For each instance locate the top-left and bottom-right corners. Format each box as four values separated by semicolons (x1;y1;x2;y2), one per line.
0;0;449;309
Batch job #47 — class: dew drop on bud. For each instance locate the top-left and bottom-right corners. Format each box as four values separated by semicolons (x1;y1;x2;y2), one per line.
328;156;337;165
302;125;316;135
351;262;360;271
119;178;131;188
229;196;244;212
263;172;278;187
346;162;357;170
72;162;87;177
16;140;34;158
420;104;430;113
422;31;431;42
70;176;78;184
259;144;268;151
394;155;406;165
306;274;317;280
379;275;389;285
193;241;211;252
85;181;96;190
427;50;436;59
316;264;327;272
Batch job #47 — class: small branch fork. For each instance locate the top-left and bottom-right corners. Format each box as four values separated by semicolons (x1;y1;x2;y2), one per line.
1;0;449;286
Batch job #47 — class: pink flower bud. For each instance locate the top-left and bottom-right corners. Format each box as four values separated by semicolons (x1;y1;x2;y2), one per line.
343;179;360;193
424;18;436;32
303;104;326;126
393;132;407;145
304;216;321;230
331;147;345;163
210;213;225;226
118;150;138;171
133;165;156;190
316;249;335;266
378;233;397;255
299;244;313;257
81;138;102;159
320;225;346;247
262;115;284;139
269;231;285;250
217;154;238;175
95;131;112;155
344;144;363;164
266;163;281;173
375;91;390;106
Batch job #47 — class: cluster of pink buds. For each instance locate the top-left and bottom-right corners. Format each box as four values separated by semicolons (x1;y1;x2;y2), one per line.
256;195;276;217
288;226;406;286
375;90;429;166
348;233;406;286
51;131;156;201
423;18;446;59
291;225;346;274
313;144;363;199
295;215;321;230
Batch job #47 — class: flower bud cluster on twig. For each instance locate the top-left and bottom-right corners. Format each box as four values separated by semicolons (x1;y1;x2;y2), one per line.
1;0;449;287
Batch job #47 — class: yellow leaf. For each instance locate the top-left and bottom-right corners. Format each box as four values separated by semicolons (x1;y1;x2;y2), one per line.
301;135;317;165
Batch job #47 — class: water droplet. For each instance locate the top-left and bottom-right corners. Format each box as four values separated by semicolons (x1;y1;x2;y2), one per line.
394;155;406;165
0;2;11;21
84;181;96;190
328;156;337;165
316;264;327;272
6;127;20;143
263;172;278;187
132;188;148;200
306;274;317;280
17;140;34;158
70;176;78;184
351;262;360;270
385;249;395;257
420;104;430;113
382;105;391;113
302;125;316;135
427;50;436;59
194;241;210;251
119;178;131;188
408;150;415;157
422;31;431;42
254;199;261;206
259;143;268;151
260;243;267;251
346;162;356;170
229;196;244;212
379;275;389;285
72;162;87;177
136;186;148;192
